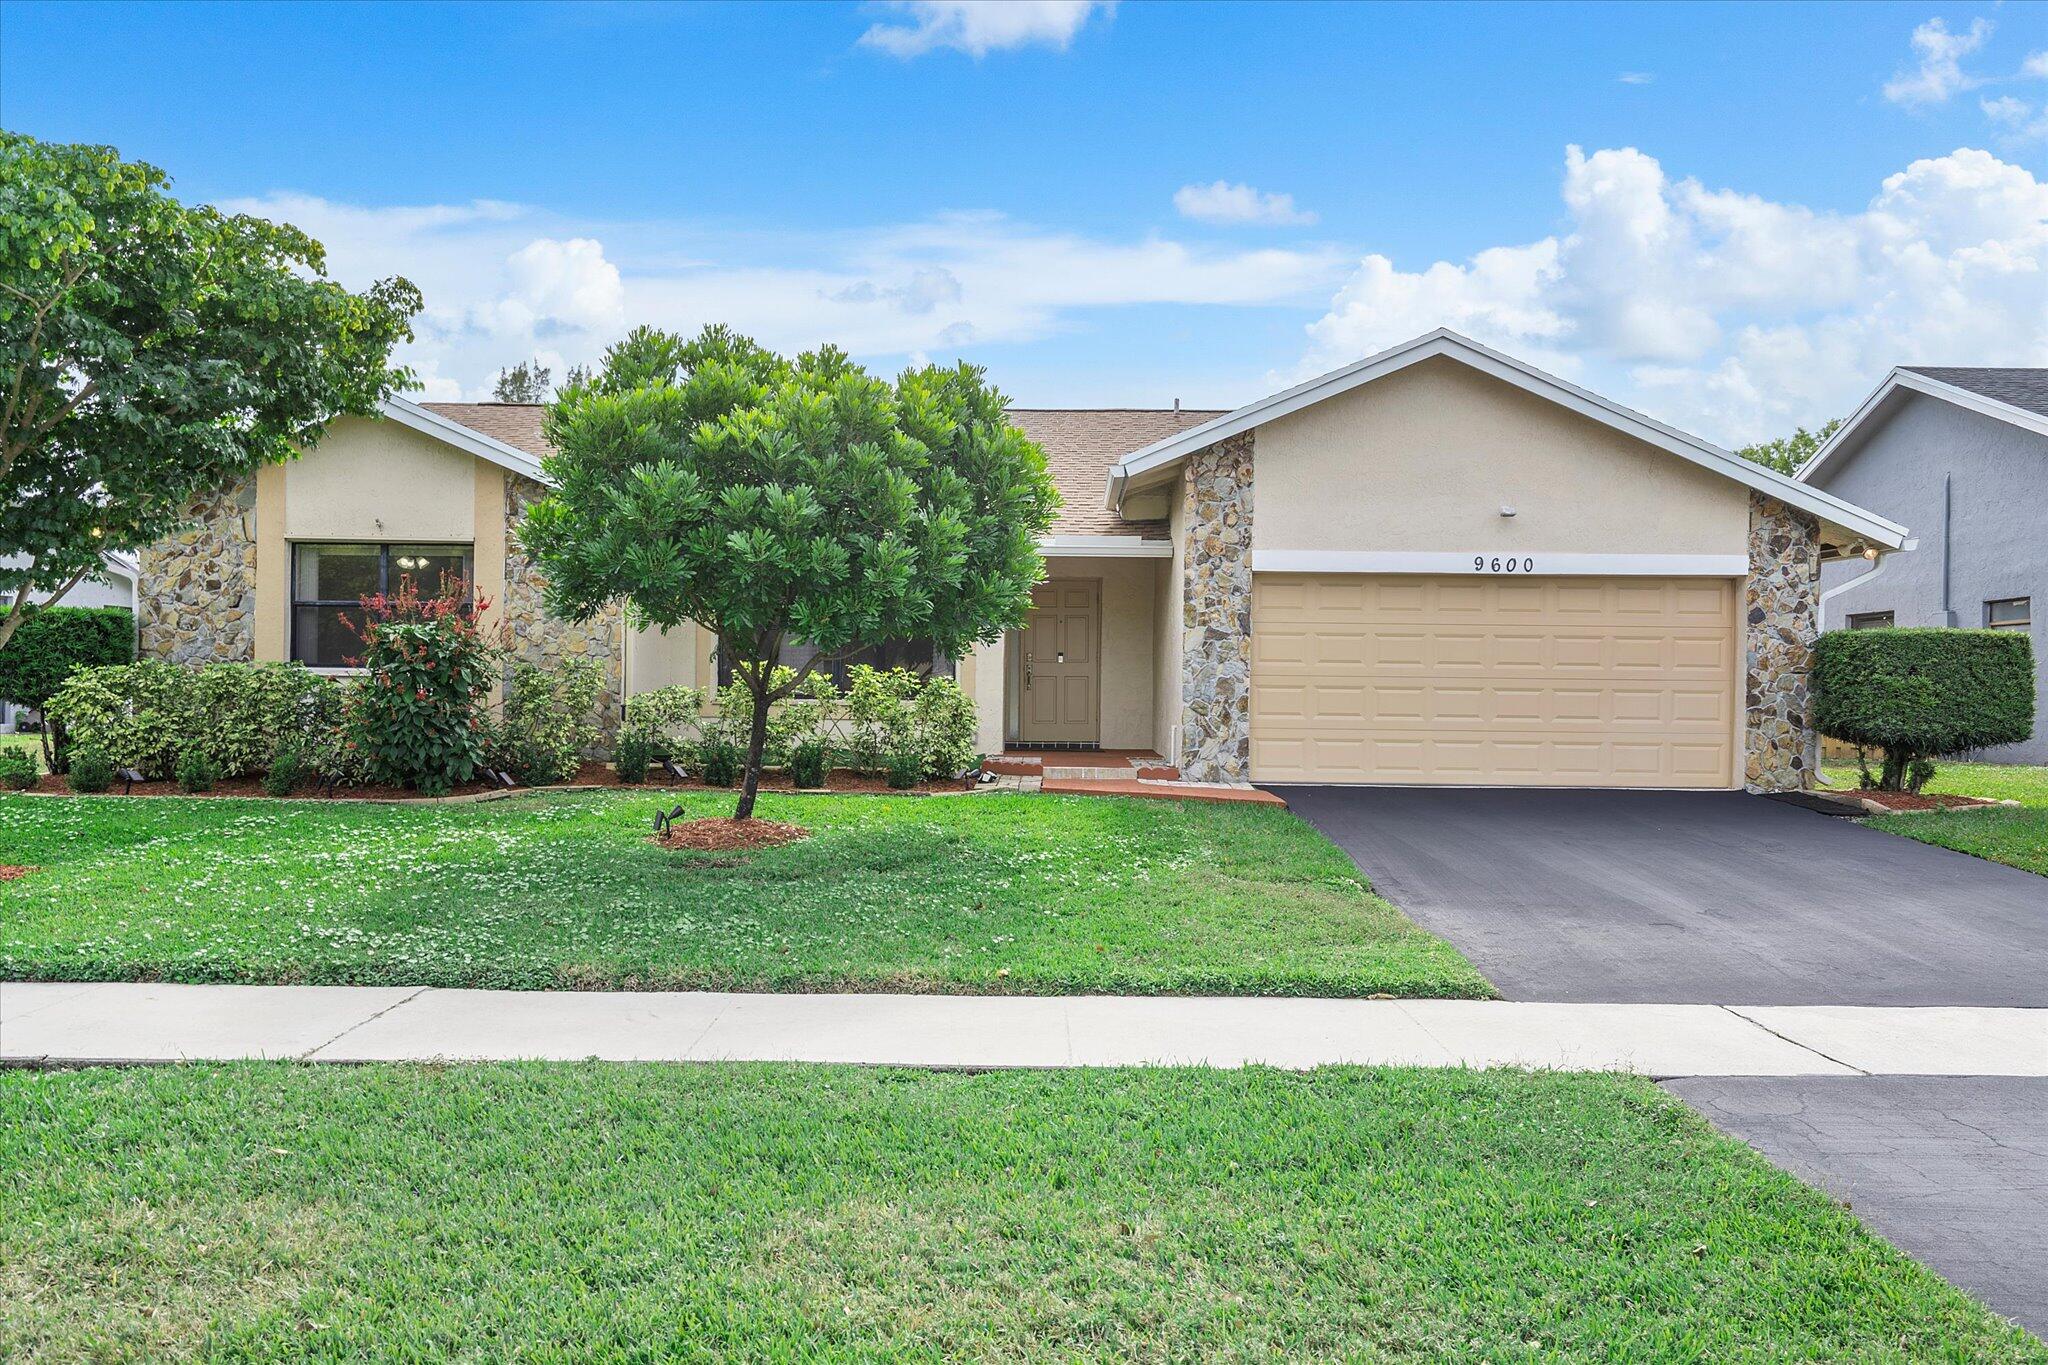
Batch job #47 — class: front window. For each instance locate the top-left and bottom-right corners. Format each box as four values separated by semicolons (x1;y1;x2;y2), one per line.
291;542;473;668
1986;598;2031;631
715;637;951;691
1846;611;1895;630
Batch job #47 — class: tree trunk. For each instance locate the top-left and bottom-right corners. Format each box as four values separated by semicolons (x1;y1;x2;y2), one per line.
733;678;772;821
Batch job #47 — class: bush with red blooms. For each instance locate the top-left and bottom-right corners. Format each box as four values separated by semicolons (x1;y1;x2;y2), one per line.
345;574;497;794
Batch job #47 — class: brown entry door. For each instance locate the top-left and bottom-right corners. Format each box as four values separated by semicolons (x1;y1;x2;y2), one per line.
1018;581;1099;745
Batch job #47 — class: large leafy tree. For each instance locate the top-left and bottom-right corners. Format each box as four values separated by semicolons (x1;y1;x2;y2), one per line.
0;131;421;652
1736;418;1842;477
522;324;1060;819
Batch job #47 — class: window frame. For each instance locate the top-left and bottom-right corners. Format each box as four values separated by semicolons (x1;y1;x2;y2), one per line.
1845;610;1895;630
289;541;475;671
1985;597;2032;631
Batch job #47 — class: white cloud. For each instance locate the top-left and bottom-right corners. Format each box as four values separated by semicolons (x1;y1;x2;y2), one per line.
1173;180;1318;227
1981;93;2048;142
858;1;1111;58
1885;17;1994;105
2024;50;2048;79
1617;72;1654;85
220;194;1343;400
1301;145;2048;444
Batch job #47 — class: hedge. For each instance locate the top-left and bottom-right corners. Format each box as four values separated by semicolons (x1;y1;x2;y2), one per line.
1812;628;2034;789
0;606;135;711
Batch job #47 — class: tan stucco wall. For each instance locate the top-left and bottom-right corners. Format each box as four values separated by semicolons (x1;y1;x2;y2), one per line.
1254;357;1750;557
1009;556;1161;750
284;415;478;543
627;619;699;695
253;464;287;662
1154;497;1184;760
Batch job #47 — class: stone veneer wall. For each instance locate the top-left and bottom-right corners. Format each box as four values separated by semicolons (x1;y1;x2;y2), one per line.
1177;432;1255;783
1745;490;1822;792
502;474;626;738
137;477;258;665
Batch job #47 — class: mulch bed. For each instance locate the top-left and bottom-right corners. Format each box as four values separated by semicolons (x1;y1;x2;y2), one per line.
652;818;812;852
0;866;38;883
1852;789;1994;812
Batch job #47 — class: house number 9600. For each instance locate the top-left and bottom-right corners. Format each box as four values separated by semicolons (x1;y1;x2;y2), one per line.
1473;556;1535;573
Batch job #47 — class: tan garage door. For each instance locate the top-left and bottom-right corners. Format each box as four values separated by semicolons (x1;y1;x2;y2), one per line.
1251;574;1737;787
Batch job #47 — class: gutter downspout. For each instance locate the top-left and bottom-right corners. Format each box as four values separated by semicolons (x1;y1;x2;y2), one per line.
1941;473;1957;627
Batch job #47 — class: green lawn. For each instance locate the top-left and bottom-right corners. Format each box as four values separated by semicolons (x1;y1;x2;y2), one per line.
0;790;1490;997
1824;763;2048;876
2;1063;2035;1363
1823;761;2048;808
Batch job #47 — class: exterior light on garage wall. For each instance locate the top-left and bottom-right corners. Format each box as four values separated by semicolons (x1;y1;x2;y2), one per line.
1499;505;1517;518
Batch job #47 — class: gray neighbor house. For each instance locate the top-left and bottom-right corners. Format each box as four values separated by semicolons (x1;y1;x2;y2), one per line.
1799;367;2047;763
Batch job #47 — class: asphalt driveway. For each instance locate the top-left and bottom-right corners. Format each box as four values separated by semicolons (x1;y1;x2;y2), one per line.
1665;1076;2048;1337
1272;787;2048;1005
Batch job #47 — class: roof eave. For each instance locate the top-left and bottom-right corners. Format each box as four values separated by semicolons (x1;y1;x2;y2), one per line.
1798;368;2048;485
376;395;550;483
1106;328;1907;550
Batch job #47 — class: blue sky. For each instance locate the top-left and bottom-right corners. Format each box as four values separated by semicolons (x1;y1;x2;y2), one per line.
5;1;2046;443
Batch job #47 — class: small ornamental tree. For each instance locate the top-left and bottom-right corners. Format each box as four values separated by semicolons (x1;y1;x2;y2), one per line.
1813;627;2035;790
345;575;497;794
520;324;1060;819
1;131;420;656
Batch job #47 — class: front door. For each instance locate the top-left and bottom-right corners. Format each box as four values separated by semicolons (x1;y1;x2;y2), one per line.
1017;581;1100;745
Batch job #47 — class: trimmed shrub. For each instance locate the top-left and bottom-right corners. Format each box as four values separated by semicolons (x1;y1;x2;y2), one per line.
789;738;828;789
41;660;188;778
613;726;653;784
623;685;705;759
885;744;924;790
175;749;217;794
911;676;978;779
844;665;918;773
495;658;606;786
263;745;308;798
348;575;497;793
66;749;114;793
697;738;741;788
0;605;133;768
1813;628;2034;790
0;747;36;790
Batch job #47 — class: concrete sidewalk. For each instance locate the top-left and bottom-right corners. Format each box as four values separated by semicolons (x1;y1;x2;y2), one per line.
4;982;2043;1076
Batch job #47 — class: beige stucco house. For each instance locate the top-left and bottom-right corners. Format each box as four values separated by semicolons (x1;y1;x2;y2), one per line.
136;329;1907;792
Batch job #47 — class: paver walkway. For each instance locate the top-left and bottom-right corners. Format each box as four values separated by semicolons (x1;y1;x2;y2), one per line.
4;982;2043;1074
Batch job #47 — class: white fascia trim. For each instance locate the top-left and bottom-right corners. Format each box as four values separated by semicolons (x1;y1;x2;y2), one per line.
1252;550;1750;577
1798;369;2048;484
1039;535;1173;558
1104;328;1908;550
376;395;549;483
1816;550;1898;634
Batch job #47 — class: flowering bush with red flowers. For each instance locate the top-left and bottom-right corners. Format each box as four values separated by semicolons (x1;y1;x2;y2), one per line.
345;574;498;794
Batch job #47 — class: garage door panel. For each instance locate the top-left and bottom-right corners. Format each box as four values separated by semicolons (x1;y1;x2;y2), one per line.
1250;574;1736;788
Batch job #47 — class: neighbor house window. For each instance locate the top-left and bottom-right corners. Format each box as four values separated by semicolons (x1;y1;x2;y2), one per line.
290;542;473;668
715;637;952;691
1847;611;1895;630
1986;598;2031;631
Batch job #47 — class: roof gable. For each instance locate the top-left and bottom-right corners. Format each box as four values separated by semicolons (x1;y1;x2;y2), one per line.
1109;329;1907;549
1800;367;2048;485
372;396;548;482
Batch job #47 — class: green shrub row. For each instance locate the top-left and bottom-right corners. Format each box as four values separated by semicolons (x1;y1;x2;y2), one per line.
0;605;135;712
621;664;977;785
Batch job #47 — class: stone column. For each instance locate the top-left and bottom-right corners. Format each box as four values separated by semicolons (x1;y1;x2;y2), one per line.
503;474;626;741
1178;432;1255;783
1744;491;1821;792
137;478;258;664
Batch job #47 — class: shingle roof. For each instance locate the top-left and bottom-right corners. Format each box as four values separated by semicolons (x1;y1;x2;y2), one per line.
421;402;555;458
421;401;1223;541
1007;408;1226;538
1900;367;2048;420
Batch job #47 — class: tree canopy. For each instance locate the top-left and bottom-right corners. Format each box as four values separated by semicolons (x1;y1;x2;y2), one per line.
492;358;552;403
520;324;1061;817
1736;418;1842;477
0;131;421;651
